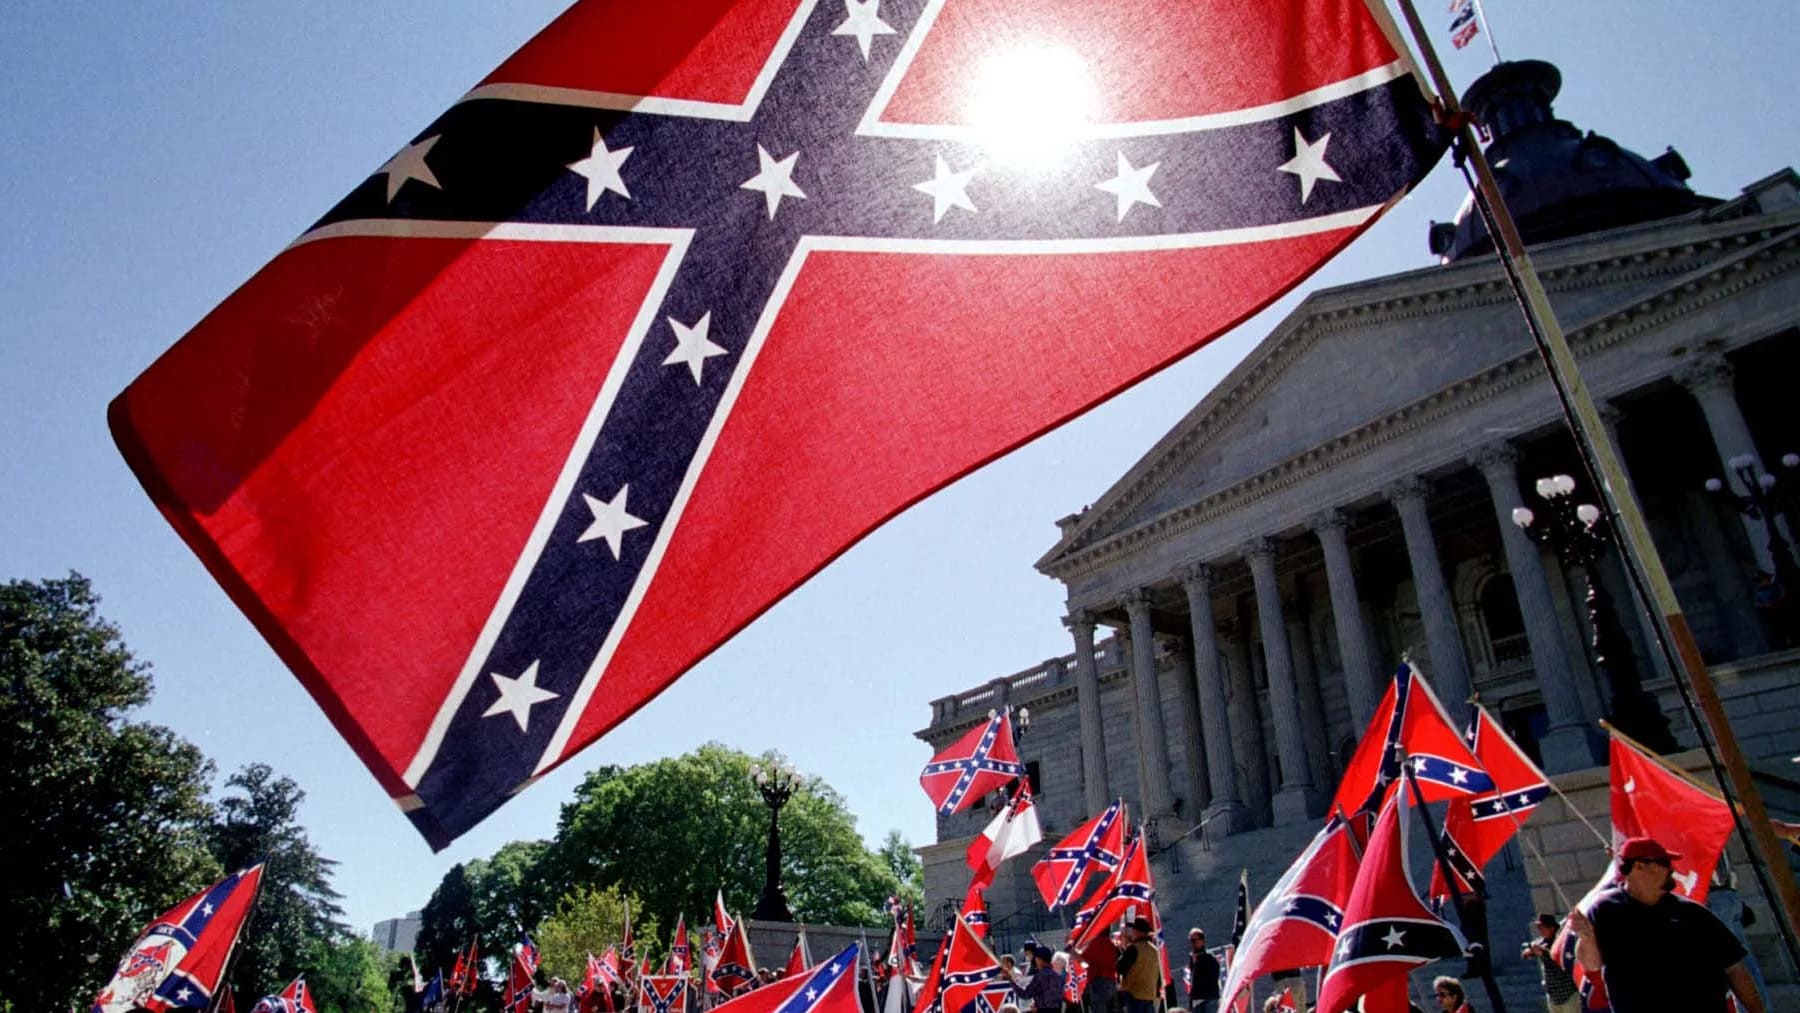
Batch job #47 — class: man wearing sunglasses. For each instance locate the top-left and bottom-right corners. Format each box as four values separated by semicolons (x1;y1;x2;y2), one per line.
1566;836;1763;1013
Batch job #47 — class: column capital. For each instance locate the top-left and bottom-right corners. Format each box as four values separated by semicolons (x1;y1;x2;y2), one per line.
1176;561;1213;593
1385;476;1432;505
1120;588;1153;614
1676;349;1734;395
1063;610;1097;635
1308;508;1350;535
1241;537;1279;566
1468;441;1520;480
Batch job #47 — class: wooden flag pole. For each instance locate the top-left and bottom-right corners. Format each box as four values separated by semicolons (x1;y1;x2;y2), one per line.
1391;0;1800;967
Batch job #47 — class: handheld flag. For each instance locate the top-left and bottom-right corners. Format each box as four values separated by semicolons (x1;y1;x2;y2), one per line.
711;913;756;994
109;0;1446;847
921;709;1026;816
1031;799;1125;909
1331;663;1492;819
640;977;689;1013
1608;730;1733;902
1069;832;1154;950
1315;791;1463;1013
783;928;812;977
1230;869;1250;945
711;944;862;1013
507;936;541;1013
668;915;691;974
960;882;989;939
966;784;1043;888
1429;701;1549;903
92;865;265;1013
927;916;1003;1013
1219;819;1359;1009
251;978;317;1013
420;971;445;1010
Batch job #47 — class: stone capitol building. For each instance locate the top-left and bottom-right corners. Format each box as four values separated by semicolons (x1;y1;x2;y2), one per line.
916;60;1800;1005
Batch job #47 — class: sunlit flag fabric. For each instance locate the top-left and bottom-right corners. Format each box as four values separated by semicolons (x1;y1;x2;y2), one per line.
713;944;862;1013
712;913;757;993
783;929;812;977
668;915;691;974
640;977;689;1013
108;0;1447;847
1218;818;1358;1009
1429;702;1549;903
92;865;264;1013
959;881;989;938
251;978;318;1013
1031;798;1125;909
926;916;1004;1013
507;936;541;1013
966;784;1043;889
1331;663;1492;819
1315;790;1463;1013
1608;730;1734;903
920;708;1026;815
1068;832;1154;950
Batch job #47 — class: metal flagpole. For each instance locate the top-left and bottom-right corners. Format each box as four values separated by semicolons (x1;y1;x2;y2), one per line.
1389;0;1800;968
1401;753;1508;1013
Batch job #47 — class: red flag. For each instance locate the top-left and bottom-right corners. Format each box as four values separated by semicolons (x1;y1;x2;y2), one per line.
930;915;1004;1013
1031;798;1126;909
667;915;691;975
960;881;989;939
251;977;317;1013
460;939;483;995
711;944;862;1013
1332;664;1491;819
1315;791;1463;1013
1219;818;1359;1008
92;865;264;1013
711;913;756;994
911;931;951;1013
108;0;1445;848
1275;987;1297;1012
1608;732;1734;902
1069;833;1154;950
921;709;1026;816
783;929;811;977
966;785;1043;889
507;937;541;1013
1430;702;1549;902
639;977;688;1013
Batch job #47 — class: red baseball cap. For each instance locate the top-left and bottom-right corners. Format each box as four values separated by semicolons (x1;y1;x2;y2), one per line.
1617;836;1682;863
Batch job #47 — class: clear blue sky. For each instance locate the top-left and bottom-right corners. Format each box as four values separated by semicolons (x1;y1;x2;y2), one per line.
1;2;1793;939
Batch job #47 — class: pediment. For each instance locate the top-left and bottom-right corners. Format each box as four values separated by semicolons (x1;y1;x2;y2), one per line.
1038;200;1800;577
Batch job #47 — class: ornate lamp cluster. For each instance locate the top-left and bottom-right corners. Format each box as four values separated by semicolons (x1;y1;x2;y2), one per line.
749;759;804;922
1704;452;1800;644
1512;474;1677;752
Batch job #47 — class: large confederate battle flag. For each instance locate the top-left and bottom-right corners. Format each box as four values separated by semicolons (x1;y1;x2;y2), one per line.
92;866;264;1013
109;0;1446;845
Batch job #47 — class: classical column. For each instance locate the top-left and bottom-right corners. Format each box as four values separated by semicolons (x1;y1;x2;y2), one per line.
1065;611;1111;813
1244;539;1321;824
1386;478;1475;706
1223;620;1272;823
1170;638;1210;823
1179;564;1249;834
1597;404;1680;678
1311;509;1381;728
1678;352;1778;572
1470;443;1597;771
1286;608;1333;791
1123;591;1176;820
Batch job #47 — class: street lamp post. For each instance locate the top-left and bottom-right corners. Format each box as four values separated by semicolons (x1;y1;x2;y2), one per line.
749;760;802;922
1705;452;1800;646
1512;474;1678;753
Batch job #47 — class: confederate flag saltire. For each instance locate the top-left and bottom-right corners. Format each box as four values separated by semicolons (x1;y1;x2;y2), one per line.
1068;831;1154;950
1315;790;1463;1013
1429;701;1550;903
507;936;541;1013
92;864;264;1013
251;977;318;1013
1331;663;1493;820
924;914;1003;1013
1218;818;1358;1009
107;0;1448;847
668;914;691;974
640;976;689;1013
960;880;989;938
713;944;863;1013
712;912;757;993
1608;730;1734;903
921;708;1026;816
1031;797;1125;909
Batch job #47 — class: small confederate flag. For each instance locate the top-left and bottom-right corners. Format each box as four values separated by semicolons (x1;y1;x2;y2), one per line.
639;977;689;1013
1218;818;1358;1009
783;929;811;978
921;709;1026;816
1031;798;1125;909
1062;959;1088;1004
1315;792;1463;1013
1430;702;1549;903
926;916;1003;1013
668;915;691;975
110;0;1445;848
712;914;757;994
1068;833;1154;950
960;881;989;939
250;978;316;1013
506;937;541;1013
712;944;861;1013
1332;664;1492;819
92;865;265;1013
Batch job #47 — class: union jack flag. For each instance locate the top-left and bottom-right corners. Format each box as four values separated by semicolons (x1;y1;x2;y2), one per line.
110;0;1445;846
1031;798;1125;909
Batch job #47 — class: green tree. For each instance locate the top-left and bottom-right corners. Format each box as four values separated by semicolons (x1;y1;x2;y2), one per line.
415;863;479;984
305;935;392;1013
534;885;650;986
543;745;901;932
878;831;924;911
209;762;349;1001
0;574;219;1012
468;841;553;952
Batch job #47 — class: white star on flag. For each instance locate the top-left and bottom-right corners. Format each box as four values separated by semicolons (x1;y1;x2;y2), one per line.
569;128;633;209
663;312;728;384
831;0;895;61
1276;128;1341;204
579;485;649;559
914;155;977;223
740;144;807;219
1381;926;1406;950
483;660;558;732
202;902;214;916
1095;152;1162;221
378;135;442;204
1448;766;1469;784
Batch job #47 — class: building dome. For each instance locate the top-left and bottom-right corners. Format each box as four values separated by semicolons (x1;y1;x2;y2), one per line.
1430;60;1716;261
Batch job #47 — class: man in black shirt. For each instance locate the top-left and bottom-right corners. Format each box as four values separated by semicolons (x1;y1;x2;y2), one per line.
1183;929;1220;1013
1567;836;1762;1013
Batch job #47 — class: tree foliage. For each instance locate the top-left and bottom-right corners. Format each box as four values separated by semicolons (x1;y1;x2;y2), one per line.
542;745;901;933
304;935;395;1013
415;863;480;985
0;574;219;1012
534;885;650;986
878;830;925;911
209;763;349;1003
